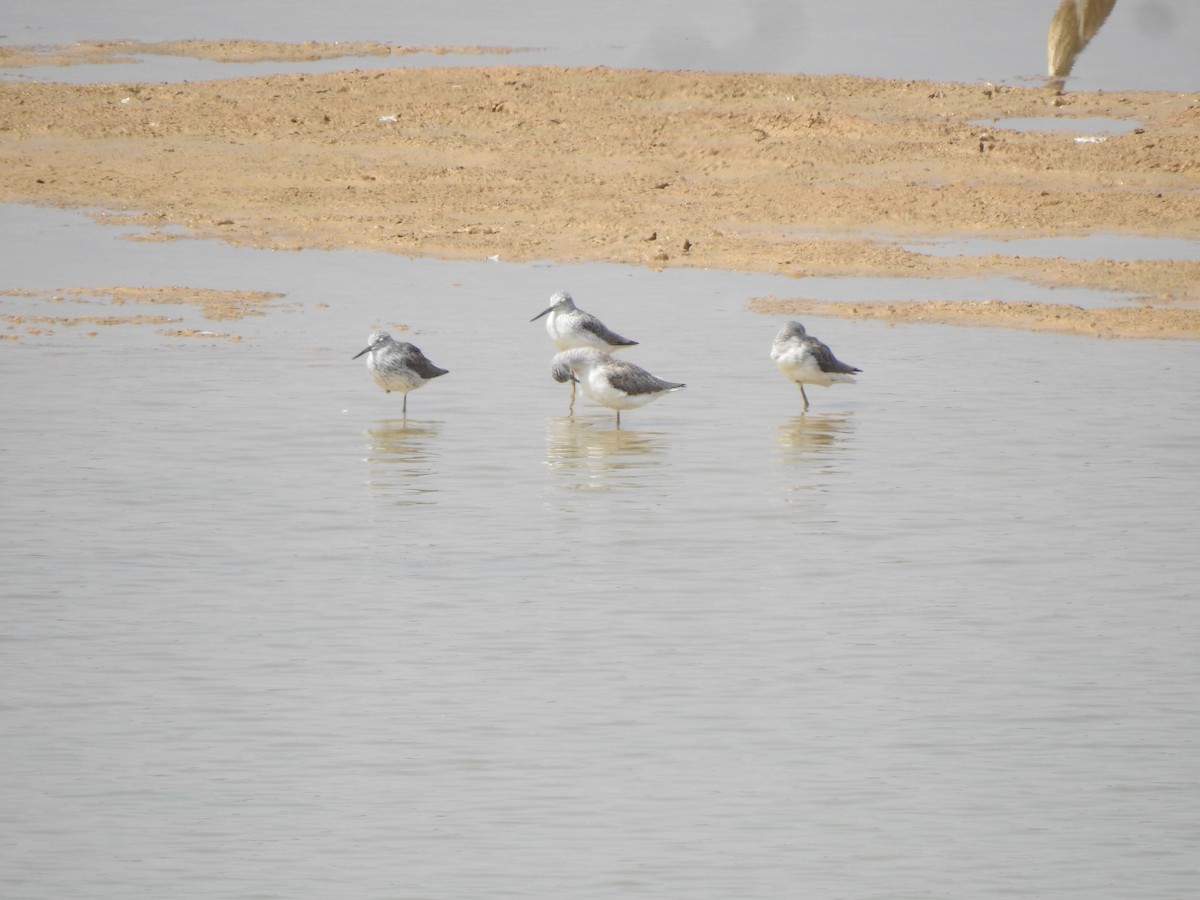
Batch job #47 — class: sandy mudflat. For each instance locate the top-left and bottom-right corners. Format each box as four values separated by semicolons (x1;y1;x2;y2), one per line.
1;44;1198;337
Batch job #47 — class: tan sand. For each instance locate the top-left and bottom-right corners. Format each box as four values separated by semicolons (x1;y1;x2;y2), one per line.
1;43;1197;337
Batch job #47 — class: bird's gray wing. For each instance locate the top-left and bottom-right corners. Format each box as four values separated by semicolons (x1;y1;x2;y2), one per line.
579;314;638;347
609;362;683;395
808;338;861;375
400;344;450;378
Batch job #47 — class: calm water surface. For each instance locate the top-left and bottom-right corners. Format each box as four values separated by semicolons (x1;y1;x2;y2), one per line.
2;208;1198;898
3;0;1199;91
4;1;1198;890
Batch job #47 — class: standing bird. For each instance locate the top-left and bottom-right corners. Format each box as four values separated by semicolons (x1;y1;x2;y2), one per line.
551;347;685;428
770;321;861;411
531;291;638;411
353;330;448;415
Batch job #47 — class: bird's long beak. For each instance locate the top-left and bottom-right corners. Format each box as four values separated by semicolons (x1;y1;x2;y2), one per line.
530;307;552;323
352;346;372;360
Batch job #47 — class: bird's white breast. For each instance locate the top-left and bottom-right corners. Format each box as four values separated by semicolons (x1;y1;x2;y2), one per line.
773;342;854;387
369;354;423;393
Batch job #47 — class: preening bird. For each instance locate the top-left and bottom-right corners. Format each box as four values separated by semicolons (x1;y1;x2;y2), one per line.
550;347;685;428
531;291;638;411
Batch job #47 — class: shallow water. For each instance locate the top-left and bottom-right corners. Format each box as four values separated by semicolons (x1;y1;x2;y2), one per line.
2;206;1199;898
3;0;1199;91
976;116;1145;134
899;233;1200;264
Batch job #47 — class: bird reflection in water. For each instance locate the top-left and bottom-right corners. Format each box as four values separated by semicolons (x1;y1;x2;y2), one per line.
545;415;664;490
363;418;442;504
776;412;855;462
777;413;856;505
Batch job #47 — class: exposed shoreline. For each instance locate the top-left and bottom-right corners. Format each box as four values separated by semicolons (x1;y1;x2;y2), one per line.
2;45;1198;338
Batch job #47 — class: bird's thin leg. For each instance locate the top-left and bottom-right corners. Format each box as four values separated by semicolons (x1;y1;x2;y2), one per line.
616;410;622;429
402;393;408;417
569;378;576;415
800;385;810;412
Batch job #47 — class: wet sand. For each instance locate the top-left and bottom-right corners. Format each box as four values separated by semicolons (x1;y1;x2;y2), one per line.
2;42;1198;338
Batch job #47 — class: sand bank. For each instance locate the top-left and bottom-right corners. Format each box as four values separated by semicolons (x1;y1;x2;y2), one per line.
2;47;1197;337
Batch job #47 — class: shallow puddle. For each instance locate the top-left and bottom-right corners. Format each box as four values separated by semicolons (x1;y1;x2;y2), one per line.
900;232;1200;263
973;116;1144;134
